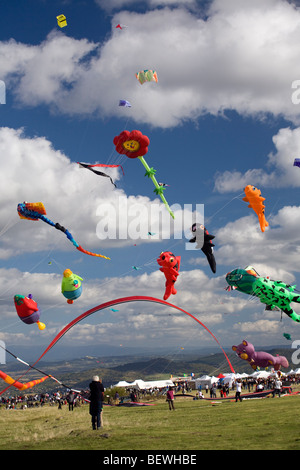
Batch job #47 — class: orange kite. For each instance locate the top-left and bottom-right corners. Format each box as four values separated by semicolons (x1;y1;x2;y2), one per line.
0;370;49;391
243;185;269;232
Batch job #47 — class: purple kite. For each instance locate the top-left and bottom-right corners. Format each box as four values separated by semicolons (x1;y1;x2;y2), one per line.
232;340;289;371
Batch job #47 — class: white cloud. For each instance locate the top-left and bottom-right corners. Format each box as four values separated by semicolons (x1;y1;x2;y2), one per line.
214;127;300;192
95;0;198;12
233;319;281;335
2;1;300;127
0;127;187;258
214;209;300;277
0;265;229;347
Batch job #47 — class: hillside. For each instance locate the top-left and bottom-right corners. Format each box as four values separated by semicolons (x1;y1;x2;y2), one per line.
0;344;295;395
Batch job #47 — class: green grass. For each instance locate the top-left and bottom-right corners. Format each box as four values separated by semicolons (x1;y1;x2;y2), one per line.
0;393;300;450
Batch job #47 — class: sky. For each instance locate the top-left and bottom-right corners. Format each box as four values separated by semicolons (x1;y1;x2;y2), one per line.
1;0;300;366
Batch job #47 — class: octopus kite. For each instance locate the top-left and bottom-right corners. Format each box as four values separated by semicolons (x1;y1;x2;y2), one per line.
226;266;300;322
17;202;110;260
157;251;181;300
243;185;268;232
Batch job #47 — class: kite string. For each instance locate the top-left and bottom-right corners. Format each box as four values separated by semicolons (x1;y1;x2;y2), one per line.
0;216;19;238
207;192;245;223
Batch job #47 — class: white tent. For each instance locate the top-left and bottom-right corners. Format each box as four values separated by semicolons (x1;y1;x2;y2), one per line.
116;379;174;390
194;375;218;388
223;373;239;387
143;379;174;389
114;381;131;387
250;371;271;379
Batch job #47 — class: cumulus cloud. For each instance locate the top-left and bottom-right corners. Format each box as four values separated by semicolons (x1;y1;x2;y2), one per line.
0;265;230;347
0;126;191;258
214;127;300;193
2;0;300;127
211;208;300;277
233;319;281;335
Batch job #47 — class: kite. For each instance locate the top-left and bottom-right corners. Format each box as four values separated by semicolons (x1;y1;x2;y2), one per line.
157;251;181;300
119;100;131;107
9;296;234;387
132;266;141;270
226;266;300;322
61;269;83;304
293;158;300;167
0;370;49;391
77;162;124;176
283;332;292;340
113;130;174;219
77;162;123;187
14;294;46;330
0;344;87;396
189;224;216;273
17;202;110;260
136;70;158;85
232;340;289;371
56;14;67;27
243;185;268;232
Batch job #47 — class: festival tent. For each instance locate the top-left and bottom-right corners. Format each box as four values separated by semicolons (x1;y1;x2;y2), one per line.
239;373;250;378
194;375;218;388
217;373;226;379
223;373;241;387
115;379;174;390
114;381;132;387
250;371;271;379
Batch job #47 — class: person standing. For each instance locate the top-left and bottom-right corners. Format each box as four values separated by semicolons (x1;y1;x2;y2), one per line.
235;380;242;402
272;375;282;398
67;390;75;411
166;387;175;410
89;376;104;430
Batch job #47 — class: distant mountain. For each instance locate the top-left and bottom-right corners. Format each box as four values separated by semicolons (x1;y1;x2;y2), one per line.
0;344;295;395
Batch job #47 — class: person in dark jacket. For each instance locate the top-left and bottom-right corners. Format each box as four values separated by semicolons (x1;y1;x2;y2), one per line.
89;375;104;430
67;391;76;411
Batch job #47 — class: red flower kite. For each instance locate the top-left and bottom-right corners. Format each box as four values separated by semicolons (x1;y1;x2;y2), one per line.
113;130;174;218
113;130;149;159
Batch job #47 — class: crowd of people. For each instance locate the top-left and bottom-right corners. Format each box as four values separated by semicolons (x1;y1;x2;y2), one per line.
197;372;300;401
1;372;299;413
0;390;86;410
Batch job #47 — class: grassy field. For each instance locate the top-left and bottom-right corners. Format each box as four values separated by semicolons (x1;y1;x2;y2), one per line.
0;390;300;451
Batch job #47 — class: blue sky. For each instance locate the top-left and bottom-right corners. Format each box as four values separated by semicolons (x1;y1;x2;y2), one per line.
1;0;300;366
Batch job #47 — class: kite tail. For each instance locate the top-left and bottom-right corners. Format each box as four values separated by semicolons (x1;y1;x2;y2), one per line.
0;370;49;391
292;293;300;304
282;306;300;323
76;245;110;260
41;217;111;260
